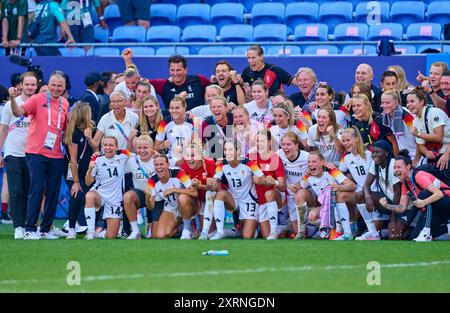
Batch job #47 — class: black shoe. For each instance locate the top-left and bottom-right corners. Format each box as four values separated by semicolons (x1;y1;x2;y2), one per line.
1;212;12;224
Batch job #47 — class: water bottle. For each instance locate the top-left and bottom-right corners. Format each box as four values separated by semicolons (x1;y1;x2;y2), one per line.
202;250;229;256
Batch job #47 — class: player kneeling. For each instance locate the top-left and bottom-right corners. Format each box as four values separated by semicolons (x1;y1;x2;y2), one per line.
145;154;199;239
84;136;131;240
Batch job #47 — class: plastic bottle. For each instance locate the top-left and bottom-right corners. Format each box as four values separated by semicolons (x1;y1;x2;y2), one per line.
202;250;229;256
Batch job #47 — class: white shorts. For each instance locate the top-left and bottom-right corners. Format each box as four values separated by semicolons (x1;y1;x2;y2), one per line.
259;192;286;223
163;202;179;217
286;196;298;222
233;194;258;221
372;210;391;221
102;202;123;219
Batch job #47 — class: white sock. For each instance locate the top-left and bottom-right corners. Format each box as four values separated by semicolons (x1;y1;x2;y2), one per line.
267;201;278;234
357;203;378;235
84;207;96;233
213;200;226;234
97;230;106;239
183;218;193;232
421;227;431;234
202;191;214;235
296;203;306;233
334;207;343;233
130;221;139;234
336;203;352;235
223;228;239;238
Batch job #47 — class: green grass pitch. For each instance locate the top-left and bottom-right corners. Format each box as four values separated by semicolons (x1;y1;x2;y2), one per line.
0;223;449;292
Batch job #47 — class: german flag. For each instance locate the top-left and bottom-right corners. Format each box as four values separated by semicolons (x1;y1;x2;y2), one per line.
157;119;167;135
146;177;156;195
295;120;307;134
176;169;191;185
302;111;313;123
403;112;414;128
247;160;263;176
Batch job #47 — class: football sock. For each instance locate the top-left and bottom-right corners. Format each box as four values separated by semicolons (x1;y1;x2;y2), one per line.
357;203;378;235
97;230;106;239
183;218;193;232
296;203;307;233
267;201;278;234
1;202;7;214
84;208;96;233
336;202;352;235
334;207;343;233
213;200;225;235
202;206;213;236
130;221;139;234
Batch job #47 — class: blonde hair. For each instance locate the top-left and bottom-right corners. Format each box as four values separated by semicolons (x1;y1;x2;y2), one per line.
281;131;305;150
65;102;94;145
136;134;154;147
343;127;366;160
295;67;317;84
140;95;162;134
110;90;126;100
387;65;412;91
382;89;401;105
170;96;187;109
316;107;340;141
211;96;228;107
124;66;139;78
103;135;118;147
272;101;294;126
206;84;224;97
352;94;373;123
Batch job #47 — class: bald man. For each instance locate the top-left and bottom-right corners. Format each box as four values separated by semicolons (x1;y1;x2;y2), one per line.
345;63;382;113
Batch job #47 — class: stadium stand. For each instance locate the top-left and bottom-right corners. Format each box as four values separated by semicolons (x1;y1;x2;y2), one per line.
406;23;442;41
293;24;329;42
354;1;390;23
318;2;353;33
198;46;234;55
334;23;369;41
426;1;450;24
150;4;178;26
390;1;426;30
285;2;319;34
303;45;340;55
103;4;122;34
219;24;253;42
146;25;181;43
368;23;404;41
252;24;288;42
112;26;147;43
251;2;285;26
210;3;245;31
266;45;301;56
176;3;211;29
155;46;190;55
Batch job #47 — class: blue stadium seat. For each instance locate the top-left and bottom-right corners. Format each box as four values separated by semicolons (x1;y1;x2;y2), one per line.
59;48;85;56
394;44;416;55
443;45;450;53
155;0;200;4
103;4;122;34
233;45;251;55
155;46;190;56
368;23;403;41
285;2;319;34
251;3;285;27
204;0;240;5
318;2;353;33
303;45;339;55
355;1;390;23
146;25;181;42
219;24;253;42
112;26;147;43
390;1;425;30
426;1;450;24
181;25;217;54
253;24;287;42
127;47;155;56
293;24;328;42
241;0;267;13
150;4;177;26
93;47;121;56
210;3;244;31
266;45;301;56
416;44;443;54
198;46;233;55
406;23;441;40
341;45;377;55
177;4;210;29
334;23;368;41
0;48;5;56
94;25;109;43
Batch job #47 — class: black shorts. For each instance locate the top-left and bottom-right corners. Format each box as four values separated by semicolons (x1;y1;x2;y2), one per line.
396;206;420;226
130;188;146;208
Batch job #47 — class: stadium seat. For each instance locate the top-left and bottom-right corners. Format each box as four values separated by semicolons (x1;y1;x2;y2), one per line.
198;46;233;55
219;24;253;42
155;46;190;56
293;24;328;42
93;47;121;56
368;23;403;41
155;0;200;5
176;4;210;29
253;24;287;42
416;44;443;54
355;1;390;23
204;0;240;5
94;25;109;43
251;3;285;27
443;45;450;53
181;25;217;54
426;1;450;24
266;45;301;56
112;26;147;43
394;44;416;55
390;1;425;30
150;4;177;26
406;23;441;40
126;47;155;56
233;45;251;55
103;4;122;34
241;0;267;13
318;2;353;33
334;23;369;41
210;3;245;31
303;45;339;55
146;25;181;42
0;48;5;56
59;48;85;56
341;45;377;55
285;2;319;34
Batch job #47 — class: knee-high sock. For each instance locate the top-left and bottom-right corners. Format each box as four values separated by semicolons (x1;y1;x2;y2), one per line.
357;203;377;235
213;200;226;234
296;204;306;233
336;202;352;235
183;218;193;232
201;191;214;235
267;201;279;234
334;206;343;233
84;207;96;233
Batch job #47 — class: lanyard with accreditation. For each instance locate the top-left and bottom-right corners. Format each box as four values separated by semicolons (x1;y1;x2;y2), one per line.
43;92;63;151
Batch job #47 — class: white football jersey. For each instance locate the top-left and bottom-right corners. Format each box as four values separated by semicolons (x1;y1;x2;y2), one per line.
307;124;343;166
155;120;193;157
276;149;309;196
339;150;373;192
270;120;308;150
91;151;131;205
301;168;347;196
126;154;155;192
244;100;274;124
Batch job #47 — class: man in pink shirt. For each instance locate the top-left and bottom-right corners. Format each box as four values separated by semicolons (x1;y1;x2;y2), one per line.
10;70;69;240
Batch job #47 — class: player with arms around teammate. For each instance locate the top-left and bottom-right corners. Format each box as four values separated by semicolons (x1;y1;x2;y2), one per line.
145;154;199;239
84;136;131;239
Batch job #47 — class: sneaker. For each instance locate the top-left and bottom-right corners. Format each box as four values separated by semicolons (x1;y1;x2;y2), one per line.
294;231;306;240
198;232;209;240
23;231;40;240
40;232;59;240
329;231;343;240
127;232;141;240
1;212;12;224
120;230;131;239
267;231;278;240
49;226;67;238
85;231;95;240
180;229;193;240
413;229;432;242
137;212;144;225
333;233;354;241
66;229;77;240
209;232;224;240
145;228;152;239
14;227;24;239
355;232;380;241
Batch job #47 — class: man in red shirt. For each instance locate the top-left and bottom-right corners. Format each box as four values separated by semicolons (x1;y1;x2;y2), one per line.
10;70;69;240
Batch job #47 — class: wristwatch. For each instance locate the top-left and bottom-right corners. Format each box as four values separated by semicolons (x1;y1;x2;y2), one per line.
417;132;421;138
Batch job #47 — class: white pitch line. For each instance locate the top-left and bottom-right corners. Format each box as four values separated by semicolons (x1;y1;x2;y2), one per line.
0;260;449;286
